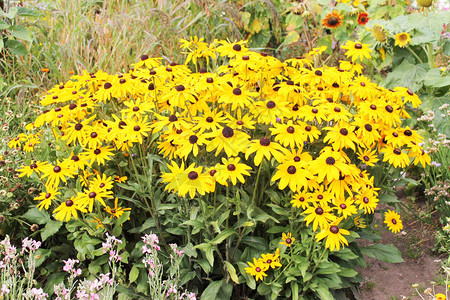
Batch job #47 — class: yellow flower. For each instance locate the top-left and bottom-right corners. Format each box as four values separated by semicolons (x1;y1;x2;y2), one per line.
244;258;268;281
394;32;412;48
105;198;131;219
435;293;446;300
384;210;403;233
280;232;295;247
341;40;372;62
315;218;350;251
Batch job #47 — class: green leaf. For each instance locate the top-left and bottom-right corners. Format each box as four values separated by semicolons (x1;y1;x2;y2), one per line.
383;61;429;92
208;228;236;245
10;25;32;42
34;248;51;268
224;261;239;284
422;69;450;88
361;244;403;263
22;208;50;225
129;265;139;283
41;220;62;241
0;19;10;30
237;261;256;290
291;281;299;300
1;7;18;19
444;41;450;56
201;280;223;299
338;267;358;278
314;284;334;300
194;243;214;266
379;193;400;204
17;7;41;17
5;39;28;56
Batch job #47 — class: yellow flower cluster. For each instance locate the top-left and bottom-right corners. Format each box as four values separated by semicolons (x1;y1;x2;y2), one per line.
11;39;424;245
245;248;282;281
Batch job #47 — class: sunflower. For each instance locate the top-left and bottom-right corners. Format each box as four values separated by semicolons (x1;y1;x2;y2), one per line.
341;40;372;62
372;24;387;43
280;232;295;247
322;11;343;29
315;219;350;251
357;12;369;25
244;258;268;281
394;32;412;48
384;209;403;233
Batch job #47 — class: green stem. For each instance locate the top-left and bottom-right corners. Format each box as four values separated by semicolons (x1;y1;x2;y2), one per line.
406;46;424;64
251;163;263;206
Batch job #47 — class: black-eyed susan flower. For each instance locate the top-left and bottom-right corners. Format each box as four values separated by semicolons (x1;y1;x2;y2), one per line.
381;145;410;168
280;232;295;247
269;121;306;149
291;191;311;210
356;188;379;214
174;129;208;159
261;248;282;269
341;41;372;62
271;161;312;192
206;126;250;157
83;146;114;166
384;209;403;233
303;203;336;231
334;198;357;219
322;11;343;29
124;116;152;144
394;32;412;48
357;148;379;167
216;40;248;58
218;85;258;111
315;219;350;251
177;164;215;198
215;157;252;186
17;161;47;178
34;186;61;211
40;160;77;189
323;122;358;151
244;258;268;281
245;137;288;166
105;198;131;219
53;197;86;222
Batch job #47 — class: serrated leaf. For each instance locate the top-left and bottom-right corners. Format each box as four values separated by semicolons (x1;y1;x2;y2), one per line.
224;261;239;284
22;208;50;225
41;220;62;241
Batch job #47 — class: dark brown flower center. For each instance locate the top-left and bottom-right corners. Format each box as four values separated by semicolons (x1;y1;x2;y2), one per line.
176;85;185;92
227;164;236;171
233;88;242;96
385;105;394;113
233;44;242;51
65;200;74;207
294;156;301;162
404;130;412;136
285;238;292;244
363;197;369;204
340;203;347;209
328;16;339;26
255;267;261;272
370;104;377;110
75;123;83;131
407;89;414;96
45;193;51;199
259;137;271;146
189;135;198;144
133;106;139;112
340;128;348;136
305;125;312;132
104;82;112;89
242;55;249;60
334;107;341;112
355;43;363;49
209;170;217;176
287;126;295;133
206;116;214;123
364;124;372;132
287;165;296;174
141;54;149;61
266;101;276;109
206;77;214;83
94;149;101;155
169;115;178;122
312;108;319;114
393;148;402;155
134;126;141;131
188;171;198;180
53;166;61;173
363;156;370;161
392;219;397;224
315;207;324;215
326;157;336;165
236;120;244;125
360;82;366;87
91;132;98;138
222;126;234;138
330;225;339;234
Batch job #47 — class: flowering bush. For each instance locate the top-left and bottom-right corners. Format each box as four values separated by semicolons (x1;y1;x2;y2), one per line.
10;37;430;298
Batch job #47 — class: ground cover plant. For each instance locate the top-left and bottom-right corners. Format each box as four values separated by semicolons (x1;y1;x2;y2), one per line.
1;0;449;299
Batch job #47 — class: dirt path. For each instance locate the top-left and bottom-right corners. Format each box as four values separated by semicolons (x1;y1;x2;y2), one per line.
357;202;447;300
